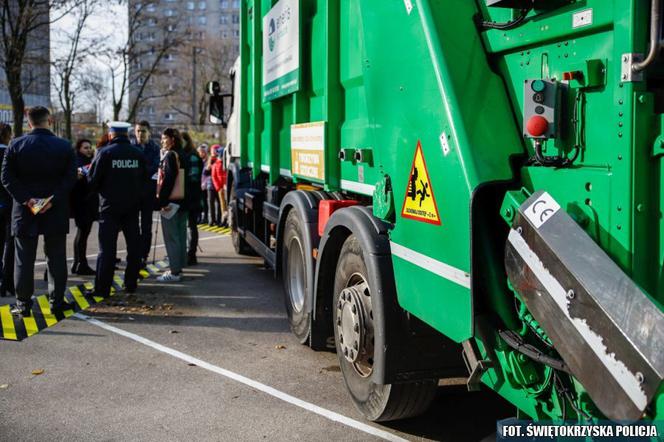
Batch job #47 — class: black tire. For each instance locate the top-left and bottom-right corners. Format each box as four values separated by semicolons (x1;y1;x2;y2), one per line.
333;235;437;422
229;187;253;256
282;209;311;343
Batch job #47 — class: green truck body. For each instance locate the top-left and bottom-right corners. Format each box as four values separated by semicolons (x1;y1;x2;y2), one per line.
210;0;664;424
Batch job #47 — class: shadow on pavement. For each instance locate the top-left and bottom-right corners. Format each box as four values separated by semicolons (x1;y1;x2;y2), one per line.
383;386;511;441
86;310;290;334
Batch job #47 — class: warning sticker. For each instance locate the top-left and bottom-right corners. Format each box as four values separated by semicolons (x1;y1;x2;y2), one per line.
401;141;441;225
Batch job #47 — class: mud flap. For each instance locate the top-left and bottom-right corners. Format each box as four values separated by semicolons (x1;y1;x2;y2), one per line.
505;191;664;421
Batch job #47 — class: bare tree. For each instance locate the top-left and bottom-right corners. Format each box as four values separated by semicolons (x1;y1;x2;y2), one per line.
161;38;237;126
0;0;80;136
108;0;188;122
78;69;107;123
52;0;99;140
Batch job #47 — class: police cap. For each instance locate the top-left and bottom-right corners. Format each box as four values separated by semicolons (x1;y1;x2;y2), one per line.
108;121;132;134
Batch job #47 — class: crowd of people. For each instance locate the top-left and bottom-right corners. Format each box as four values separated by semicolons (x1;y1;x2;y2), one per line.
0;106;229;318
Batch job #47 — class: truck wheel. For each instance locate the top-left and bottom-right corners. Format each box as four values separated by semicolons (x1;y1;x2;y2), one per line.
229;189;252;255
333;235;437;422
282;210;310;343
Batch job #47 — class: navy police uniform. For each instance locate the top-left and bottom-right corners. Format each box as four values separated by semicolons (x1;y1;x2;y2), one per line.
88;123;147;297
1;128;76;312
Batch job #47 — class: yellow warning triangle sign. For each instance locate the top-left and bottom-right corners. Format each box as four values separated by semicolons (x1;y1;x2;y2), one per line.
401;141;441;225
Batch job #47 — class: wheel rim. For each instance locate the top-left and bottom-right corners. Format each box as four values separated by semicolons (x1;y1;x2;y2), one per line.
336;273;374;378
286;236;306;313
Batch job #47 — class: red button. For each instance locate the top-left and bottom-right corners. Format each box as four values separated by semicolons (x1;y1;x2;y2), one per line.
526;115;549;137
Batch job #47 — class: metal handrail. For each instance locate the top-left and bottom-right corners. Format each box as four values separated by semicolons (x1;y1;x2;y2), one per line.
633;0;662;72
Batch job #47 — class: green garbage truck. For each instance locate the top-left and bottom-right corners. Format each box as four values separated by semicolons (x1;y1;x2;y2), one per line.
207;0;664;423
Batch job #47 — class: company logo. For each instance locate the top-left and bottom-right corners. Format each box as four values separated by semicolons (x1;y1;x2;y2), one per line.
267;4;292;53
268;18;276;52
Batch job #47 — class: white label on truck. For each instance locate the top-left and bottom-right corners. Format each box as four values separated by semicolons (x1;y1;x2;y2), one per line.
572;9;593;29
263;0;300;101
524;192;560;229
357;166;364;183
404;0;413;15
291;122;326;181
439;132;450;156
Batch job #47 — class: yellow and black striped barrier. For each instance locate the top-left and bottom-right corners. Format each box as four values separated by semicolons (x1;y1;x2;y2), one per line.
198;224;232;235
0;261;168;342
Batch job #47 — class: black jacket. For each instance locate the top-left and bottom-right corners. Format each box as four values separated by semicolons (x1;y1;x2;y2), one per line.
70;152;98;224
133;139;161;201
156;148;188;209
0;144;12;211
184;150;203;212
1;128;76;237
88;136;148;216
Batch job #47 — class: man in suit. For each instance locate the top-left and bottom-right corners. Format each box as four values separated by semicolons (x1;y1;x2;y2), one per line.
1;106;77;317
88;122;147;298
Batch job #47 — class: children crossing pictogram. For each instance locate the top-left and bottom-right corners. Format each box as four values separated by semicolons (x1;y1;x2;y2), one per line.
401;141;441;225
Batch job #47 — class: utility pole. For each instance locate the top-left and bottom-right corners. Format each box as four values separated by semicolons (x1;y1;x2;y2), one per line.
192;46;198;126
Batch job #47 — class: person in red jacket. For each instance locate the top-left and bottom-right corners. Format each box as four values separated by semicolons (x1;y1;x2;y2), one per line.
210;145;227;227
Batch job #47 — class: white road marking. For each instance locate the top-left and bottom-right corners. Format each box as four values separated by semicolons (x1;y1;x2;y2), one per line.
75;313;408;442
35;234;228;267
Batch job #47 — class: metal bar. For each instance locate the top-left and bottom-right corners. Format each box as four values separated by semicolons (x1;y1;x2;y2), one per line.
245;230;276;268
632;0;661;72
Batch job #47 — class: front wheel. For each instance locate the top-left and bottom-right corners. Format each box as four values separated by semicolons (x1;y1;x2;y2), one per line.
333;235;437;422
228;187;252;256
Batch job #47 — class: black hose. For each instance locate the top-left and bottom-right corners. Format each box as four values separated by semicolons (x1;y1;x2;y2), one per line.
554;371;592;421
532;140;579;168
479;6;532;31
499;329;571;373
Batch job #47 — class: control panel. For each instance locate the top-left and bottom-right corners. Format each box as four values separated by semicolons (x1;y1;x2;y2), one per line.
523;79;560;139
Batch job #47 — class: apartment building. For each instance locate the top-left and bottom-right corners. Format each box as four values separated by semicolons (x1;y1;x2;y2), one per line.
128;0;240;128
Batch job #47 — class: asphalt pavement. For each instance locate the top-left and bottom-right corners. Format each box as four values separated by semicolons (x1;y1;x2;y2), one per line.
0;220;511;441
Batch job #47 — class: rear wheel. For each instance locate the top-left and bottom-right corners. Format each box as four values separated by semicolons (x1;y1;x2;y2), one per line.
333;235;437;422
282;210;310;343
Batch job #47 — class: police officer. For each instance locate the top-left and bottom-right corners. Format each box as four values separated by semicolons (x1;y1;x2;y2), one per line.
1;106;76;317
88;122;147;297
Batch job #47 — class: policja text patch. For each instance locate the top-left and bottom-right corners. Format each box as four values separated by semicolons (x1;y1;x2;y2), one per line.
112;159;139;169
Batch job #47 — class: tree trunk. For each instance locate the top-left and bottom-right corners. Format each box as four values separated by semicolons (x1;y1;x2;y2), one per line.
64;110;72;141
127;103;137;124
113;98;121;121
64;79;72;141
198;94;207;126
7;65;25;136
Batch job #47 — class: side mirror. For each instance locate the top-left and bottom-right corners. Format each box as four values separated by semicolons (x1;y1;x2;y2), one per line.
209;93;233;128
206;81;221;95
